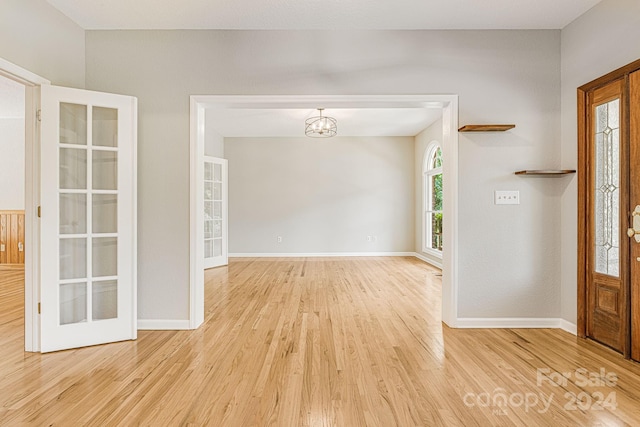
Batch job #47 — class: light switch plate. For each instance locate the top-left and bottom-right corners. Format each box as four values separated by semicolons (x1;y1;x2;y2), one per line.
495;190;520;205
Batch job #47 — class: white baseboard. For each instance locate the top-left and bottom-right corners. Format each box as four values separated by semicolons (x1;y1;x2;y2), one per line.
138;319;192;330
455;318;578;334
229;252;416;258
455;318;567;329
559;319;578;335
228;252;444;269
413;252;443;269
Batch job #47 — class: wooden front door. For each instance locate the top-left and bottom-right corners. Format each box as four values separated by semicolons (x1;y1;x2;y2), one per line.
579;60;640;361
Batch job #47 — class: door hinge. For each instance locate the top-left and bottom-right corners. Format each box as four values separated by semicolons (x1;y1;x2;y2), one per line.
37;206;41;218
36;109;41;122
38;303;41;314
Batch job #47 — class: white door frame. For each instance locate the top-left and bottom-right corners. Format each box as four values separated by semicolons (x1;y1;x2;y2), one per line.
0;57;50;352
189;94;459;328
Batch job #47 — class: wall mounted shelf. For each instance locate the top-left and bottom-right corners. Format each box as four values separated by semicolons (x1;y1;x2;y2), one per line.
458;124;515;132
514;170;576;176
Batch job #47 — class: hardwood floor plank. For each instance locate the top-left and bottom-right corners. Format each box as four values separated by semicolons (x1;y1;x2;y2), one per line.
2;258;640;425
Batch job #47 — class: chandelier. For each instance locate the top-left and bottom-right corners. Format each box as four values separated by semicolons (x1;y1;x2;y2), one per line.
305;108;337;138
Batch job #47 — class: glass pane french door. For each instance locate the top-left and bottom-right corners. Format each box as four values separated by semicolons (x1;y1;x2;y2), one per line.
40;85;137;353
204;156;227;269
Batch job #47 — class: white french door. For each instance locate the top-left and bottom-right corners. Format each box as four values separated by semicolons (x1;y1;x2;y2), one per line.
203;156;227;269
39;85;137;353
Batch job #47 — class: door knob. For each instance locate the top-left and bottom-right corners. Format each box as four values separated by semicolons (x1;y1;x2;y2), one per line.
630;206;640;243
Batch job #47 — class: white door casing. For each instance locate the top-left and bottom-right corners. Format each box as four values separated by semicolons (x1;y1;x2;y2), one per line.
40;84;137;353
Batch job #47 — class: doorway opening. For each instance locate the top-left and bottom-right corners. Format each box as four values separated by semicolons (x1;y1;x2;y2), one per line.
189;95;460;329
0;57;49;352
0;74;26;353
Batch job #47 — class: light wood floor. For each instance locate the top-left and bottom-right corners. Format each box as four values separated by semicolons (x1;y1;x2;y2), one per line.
2;258;640;426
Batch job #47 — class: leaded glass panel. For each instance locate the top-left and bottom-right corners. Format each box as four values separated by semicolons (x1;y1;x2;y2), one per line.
594;99;620;277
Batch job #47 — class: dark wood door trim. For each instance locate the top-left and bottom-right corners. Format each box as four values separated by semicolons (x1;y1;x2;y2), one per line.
578;87;587;338
579;58;640;93
630;70;640;361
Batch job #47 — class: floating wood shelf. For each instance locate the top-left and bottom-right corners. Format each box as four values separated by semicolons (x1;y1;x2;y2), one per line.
514;170;576;176
458;124;515;132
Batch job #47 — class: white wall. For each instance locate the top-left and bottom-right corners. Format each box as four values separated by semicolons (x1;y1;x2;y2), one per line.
415;118;443;267
85;29;561;322
0;77;25;209
204;110;224;157
560;0;640;325
0;0;85;87
226;136;414;254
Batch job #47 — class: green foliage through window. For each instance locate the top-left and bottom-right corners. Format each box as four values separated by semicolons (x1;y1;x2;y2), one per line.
425;145;443;252
431;147;442;169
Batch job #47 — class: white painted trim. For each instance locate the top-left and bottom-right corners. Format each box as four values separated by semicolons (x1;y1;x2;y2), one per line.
23;86;39;352
560;320;578;335
456;318;567;329
440;98;459;328
230;252;443;268
0;57;49;352
190;94;460;334
0;57;50;86
130;97;139;340
189;97;205;330
137;319;191;330
421;247;443;261
194;95;453;110
414;252;443;269
229;252;417;258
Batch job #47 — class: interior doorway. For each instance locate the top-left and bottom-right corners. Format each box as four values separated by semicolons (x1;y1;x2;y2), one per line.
578;58;640;361
0;57;50;352
190;95;460;329
0;74;27;351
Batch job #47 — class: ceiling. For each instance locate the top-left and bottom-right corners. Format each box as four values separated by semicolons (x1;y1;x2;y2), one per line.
209;108;442;138
46;0;601;30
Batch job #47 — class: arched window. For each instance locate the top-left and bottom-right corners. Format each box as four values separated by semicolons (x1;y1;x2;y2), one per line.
423;142;443;255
